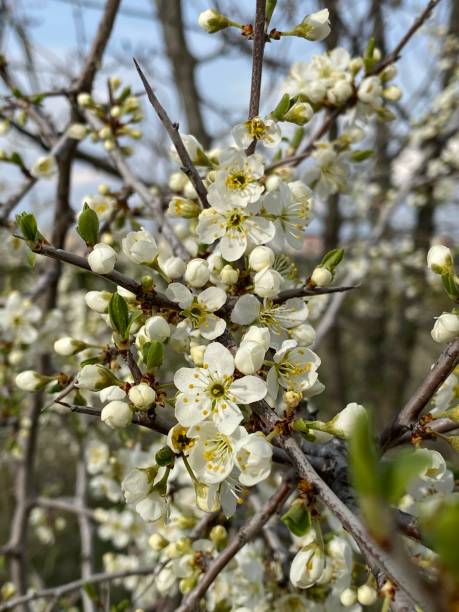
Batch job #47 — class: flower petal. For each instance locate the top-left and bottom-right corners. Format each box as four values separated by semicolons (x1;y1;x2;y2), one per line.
213;400;243;434
203;342;234;378
198;287;227;312
199;315;226;340
230;294;260;325
174;367;208;393
229;376;267;404
175;393;211;428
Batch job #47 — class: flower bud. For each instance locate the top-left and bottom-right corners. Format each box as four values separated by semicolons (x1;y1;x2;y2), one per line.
168;171;188;192
77;93;92;107
249;246;275;272
358;76;382;105
210;525;228;546
284;390;302;409
162;256;186;279
122;228;158;265
310;266;332;287
87;243;117;274
286;9;330;41
431;313;459;344
100;385;126;403
77;364;117;391
383;86;401;101
30;155;57;178
167;197;201;219
427;244;453;274
198;8;232;33
340;588;357;606
289;544;325;589
283;102;314;125
357;585;377;606
128;383;156;410
67;123;88;140
220;264;239;285
235;341;266;375
327;80;354;106
101;400;132;429
145;316;170;342
184;258;210;288
155;445;175;467
15;370;50;391
253;268;282;298
290;323;316;347
190;344;206;366
149;533;168;551
85;290;112;313
328;402;366;439
54;337;87;356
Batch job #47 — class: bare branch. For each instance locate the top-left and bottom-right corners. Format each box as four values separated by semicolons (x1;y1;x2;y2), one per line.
133;58;209;209
246;0;266;155
380;338;459;450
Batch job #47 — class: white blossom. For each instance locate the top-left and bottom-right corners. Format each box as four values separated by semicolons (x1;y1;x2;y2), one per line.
87;243;117;274
431;313;459;343
101;401;132;429
122;228;158;265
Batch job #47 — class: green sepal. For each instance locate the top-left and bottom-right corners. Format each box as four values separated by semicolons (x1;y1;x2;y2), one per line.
281;498;311;536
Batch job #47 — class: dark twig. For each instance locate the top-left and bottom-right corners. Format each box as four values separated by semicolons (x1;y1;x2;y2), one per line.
133;58;209;209
274;284;358;303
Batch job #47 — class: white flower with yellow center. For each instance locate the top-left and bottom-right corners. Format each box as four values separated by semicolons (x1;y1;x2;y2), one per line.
0;291;41;344
173;342;267;434
197;200;275;261
166;283;227;340
234;432;272;486
231;294;309;349
188;422;245;484
268;339;321;393
262;181;313;250
207;149;264;208
232;117;281;149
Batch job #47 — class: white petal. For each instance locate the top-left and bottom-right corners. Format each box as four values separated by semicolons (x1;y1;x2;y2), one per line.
199;315;226;340
198;287;227;312
230;294;260;325
165;283;193;309
175;393;210;428
220;232;247;261
203;343;234;378
213;400;243;434
229;376;267;404
245;217;276;245
197;209;226;244
174;367;208;393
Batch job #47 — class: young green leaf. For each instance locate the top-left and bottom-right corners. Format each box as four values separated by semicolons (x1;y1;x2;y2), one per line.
108;293;129;338
77;203;99;247
281;499;311;536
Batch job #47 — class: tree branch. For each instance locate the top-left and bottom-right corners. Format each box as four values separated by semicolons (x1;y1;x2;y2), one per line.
133;58;209;209
246;0;266;155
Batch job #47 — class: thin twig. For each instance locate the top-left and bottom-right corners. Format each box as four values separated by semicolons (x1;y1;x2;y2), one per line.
0;566;157;611
274;283;358;303
380;338;459;450
246;0;266;155
133;58;209;209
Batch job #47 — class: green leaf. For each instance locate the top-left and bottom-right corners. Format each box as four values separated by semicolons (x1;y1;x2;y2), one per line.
421;498;459;579
142;341;165;370
266;0;277;24
117;86;132;104
83;582;98;601
108;293;129;338
381;449;432;504
290;126;305;149
77;203;99;247
319;248;344;272
10;152;24;167
272;93;291;120
281;499;311;536
349;410;390;542
16;212;38;242
441;271;459;299
351;149;374;162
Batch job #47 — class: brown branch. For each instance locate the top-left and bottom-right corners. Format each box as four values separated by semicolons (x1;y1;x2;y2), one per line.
274;283;358;303
369;0;443;76
380;338;459;450
175;479;293;612
245;0;266;155
74;0;121;93
133;58;209;209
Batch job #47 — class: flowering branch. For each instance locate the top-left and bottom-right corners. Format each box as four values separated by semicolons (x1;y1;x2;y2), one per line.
176;478;293;612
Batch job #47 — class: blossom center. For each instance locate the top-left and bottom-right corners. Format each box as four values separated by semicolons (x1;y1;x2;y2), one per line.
246;118;266;140
226;172;249;191
208;381;226;398
227;211;244;228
